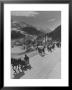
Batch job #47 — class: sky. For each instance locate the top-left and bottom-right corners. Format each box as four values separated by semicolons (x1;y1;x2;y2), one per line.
11;11;61;32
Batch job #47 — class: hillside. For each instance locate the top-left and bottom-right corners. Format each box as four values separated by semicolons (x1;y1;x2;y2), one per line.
47;25;61;41
11;21;44;37
21;26;44;36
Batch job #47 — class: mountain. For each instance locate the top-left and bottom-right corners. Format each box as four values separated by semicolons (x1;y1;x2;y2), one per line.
21;26;44;36
11;21;44;35
11;21;29;29
47;25;61;41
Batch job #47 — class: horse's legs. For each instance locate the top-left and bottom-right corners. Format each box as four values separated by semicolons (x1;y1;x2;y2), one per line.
12;65;17;75
17;65;21;73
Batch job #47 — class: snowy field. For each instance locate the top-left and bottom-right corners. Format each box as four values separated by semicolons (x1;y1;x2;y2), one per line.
11;46;61;79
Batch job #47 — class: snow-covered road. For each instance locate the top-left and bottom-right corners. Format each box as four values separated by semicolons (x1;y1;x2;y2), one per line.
20;47;61;79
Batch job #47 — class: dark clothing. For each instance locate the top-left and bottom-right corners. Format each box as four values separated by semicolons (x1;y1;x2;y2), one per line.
24;55;29;65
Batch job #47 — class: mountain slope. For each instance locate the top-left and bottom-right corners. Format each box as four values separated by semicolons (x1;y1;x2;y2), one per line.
21;26;44;36
47;25;61;41
11;21;44;36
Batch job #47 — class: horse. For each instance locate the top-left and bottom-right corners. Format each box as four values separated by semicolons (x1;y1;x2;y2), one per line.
56;42;61;48
11;55;32;76
11;58;18;75
47;45;52;52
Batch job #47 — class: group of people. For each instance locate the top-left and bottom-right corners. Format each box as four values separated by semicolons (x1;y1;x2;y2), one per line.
37;45;45;57
11;40;61;76
11;54;31;75
36;41;61;56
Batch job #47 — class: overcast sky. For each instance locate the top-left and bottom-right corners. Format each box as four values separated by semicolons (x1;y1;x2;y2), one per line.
11;11;61;32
